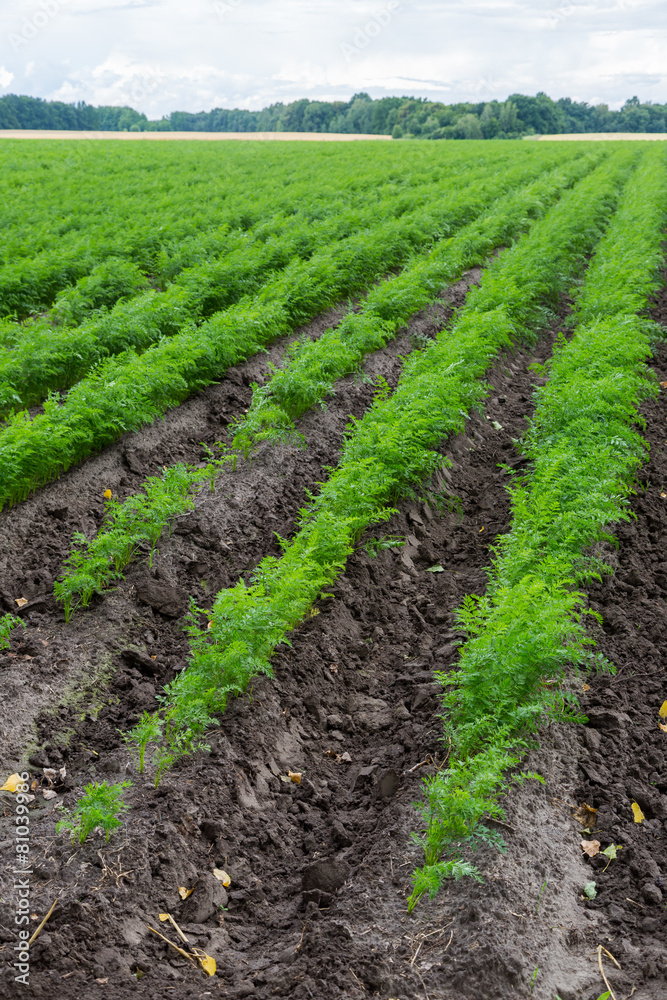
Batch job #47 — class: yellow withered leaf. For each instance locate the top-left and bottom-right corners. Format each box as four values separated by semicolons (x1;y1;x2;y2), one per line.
103;489;112;500
212;869;231;887
631;802;645;824
659;722;667;733
1;773;23;793
178;886;194;900
199;954;216;977
659;701;667;719
581;839;601;858
582;683;591;692
14;598;27;608
288;771;302;785
159;913;171;922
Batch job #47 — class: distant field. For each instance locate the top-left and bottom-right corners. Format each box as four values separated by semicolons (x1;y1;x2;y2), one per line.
530;131;667;140
0;129;392;141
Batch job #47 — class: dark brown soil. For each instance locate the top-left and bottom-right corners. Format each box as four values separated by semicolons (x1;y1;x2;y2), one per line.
0;276;665;1000
571;337;667;996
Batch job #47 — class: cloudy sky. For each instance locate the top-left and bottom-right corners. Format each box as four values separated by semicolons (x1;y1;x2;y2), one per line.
0;0;665;117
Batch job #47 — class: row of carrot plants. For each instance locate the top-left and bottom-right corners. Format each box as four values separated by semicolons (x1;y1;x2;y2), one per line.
0;156;546;415
51;149;603;618
0;150;580;508
407;142;667;908
0;141;527;315
124;145;638;779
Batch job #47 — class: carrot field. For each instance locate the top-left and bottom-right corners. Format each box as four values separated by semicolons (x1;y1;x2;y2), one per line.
0;138;666;1000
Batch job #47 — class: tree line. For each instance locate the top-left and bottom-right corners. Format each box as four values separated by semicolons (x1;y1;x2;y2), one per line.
1;91;665;138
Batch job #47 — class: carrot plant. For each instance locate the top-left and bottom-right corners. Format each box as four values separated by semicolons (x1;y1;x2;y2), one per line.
0;613;24;649
56;780;132;844
408;142;667;909
134;145;638;773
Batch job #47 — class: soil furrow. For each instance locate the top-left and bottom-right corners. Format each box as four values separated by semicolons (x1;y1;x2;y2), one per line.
0;294;594;1000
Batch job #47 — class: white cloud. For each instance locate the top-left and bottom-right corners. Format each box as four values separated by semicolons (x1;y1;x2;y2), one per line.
0;0;665;114
0;67;14;89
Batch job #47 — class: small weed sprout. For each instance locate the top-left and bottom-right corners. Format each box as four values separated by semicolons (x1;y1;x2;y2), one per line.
56;780;132;844
0;613;25;650
363;535;405;557
536;877;548;913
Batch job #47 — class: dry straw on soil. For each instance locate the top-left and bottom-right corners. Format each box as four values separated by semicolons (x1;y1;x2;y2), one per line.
0;129;393;141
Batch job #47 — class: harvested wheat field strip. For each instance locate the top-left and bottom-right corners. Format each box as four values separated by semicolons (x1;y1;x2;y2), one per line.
0;130;396;141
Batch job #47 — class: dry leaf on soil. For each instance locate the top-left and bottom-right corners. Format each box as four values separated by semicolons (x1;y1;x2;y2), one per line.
325;749;352;764
1;773;24;793
581;839;601;858
212;869;231;887
631;802;645;824
582;683;591;692
288;771;302;784
14;598;27;608
573;803;598;828
197;953;216;977
659;701;667;719
178;886;194;900
659;722;667;734
42;789;57;801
